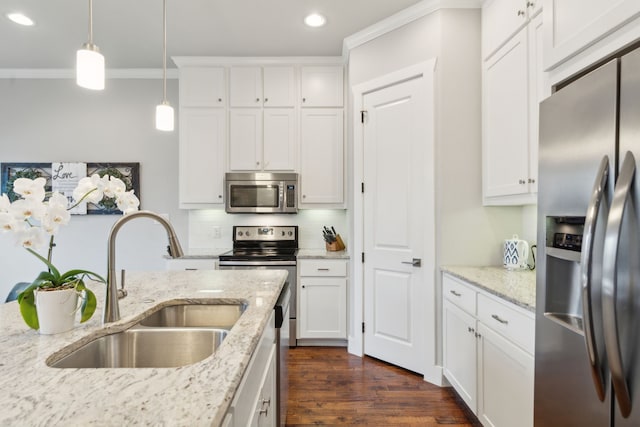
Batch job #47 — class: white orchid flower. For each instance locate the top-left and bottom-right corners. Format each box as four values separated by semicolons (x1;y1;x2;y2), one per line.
43;203;71;234
13;177;46;202
116;190;140;214
0;194;10;212
103;176;126;198
9;198;46;221
73;175;104;204
0;212;23;233
48;192;70;210
15;226;47;249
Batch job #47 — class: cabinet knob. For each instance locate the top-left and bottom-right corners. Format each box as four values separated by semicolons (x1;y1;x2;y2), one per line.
517;9;525;16
302;97;306;103
256;98;260;102
519;179;526;184
526;1;535;7
303;194;306;199
218;98;222;102
528;178;536;184
302;285;306;289
475;332;482;339
264;97;269;102
218;195;222;198
256;161;260;165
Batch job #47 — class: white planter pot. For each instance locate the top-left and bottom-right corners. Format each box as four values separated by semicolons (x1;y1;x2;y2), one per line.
35;287;80;335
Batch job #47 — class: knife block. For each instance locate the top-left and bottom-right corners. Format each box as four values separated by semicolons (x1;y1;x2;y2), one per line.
326;234;346;251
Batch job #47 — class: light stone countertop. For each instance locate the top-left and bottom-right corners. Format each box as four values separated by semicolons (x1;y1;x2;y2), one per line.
0;269;287;427
296;248;350;259
441;266;536;312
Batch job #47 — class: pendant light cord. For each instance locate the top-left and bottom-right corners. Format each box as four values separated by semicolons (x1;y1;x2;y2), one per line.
88;0;94;45
162;0;167;102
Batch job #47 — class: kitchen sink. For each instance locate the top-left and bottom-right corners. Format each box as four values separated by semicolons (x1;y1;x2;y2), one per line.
48;328;228;368
136;303;247;329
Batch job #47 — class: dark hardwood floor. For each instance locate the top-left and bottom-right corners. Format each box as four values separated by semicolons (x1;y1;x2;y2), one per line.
286;346;481;426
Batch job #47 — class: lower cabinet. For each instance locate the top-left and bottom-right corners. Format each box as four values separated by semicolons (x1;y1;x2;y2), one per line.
442;273;534;427
298;259;347;341
227;311;277;426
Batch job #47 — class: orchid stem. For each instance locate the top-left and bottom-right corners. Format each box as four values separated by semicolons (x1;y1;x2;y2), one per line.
47;235;55;269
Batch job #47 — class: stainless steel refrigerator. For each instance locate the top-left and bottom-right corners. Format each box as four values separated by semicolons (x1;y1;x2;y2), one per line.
535;47;640;426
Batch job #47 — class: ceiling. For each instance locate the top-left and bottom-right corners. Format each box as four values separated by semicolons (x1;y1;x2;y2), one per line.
0;0;423;69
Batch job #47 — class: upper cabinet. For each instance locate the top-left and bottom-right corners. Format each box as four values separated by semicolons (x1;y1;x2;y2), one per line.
482;0;541;60
543;0;640;71
300;66;344;107
230;66;296;108
482;4;543;205
179;67;226;107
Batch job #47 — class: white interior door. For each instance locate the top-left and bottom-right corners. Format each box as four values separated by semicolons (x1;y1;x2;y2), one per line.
362;75;432;374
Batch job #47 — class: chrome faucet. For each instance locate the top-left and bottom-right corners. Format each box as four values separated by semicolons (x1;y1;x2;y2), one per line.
104;210;184;324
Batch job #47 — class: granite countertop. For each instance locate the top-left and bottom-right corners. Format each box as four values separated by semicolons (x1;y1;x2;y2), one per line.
296;249;350;259
441;266;536;312
0;269;287;426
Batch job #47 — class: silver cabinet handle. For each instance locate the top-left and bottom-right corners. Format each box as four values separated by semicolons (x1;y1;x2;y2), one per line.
580;155;609;402
450;290;462;297
401;258;421;267
491;314;509;325
603;151;636;418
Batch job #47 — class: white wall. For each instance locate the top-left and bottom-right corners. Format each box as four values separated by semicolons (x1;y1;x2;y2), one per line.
0;78;187;300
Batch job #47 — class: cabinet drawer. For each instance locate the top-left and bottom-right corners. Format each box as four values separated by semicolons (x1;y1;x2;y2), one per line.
443;274;477;315
477;293;534;354
299;259;347;277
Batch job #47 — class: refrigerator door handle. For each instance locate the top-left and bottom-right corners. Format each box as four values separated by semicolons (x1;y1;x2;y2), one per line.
603;150;636;418
580;155;610;402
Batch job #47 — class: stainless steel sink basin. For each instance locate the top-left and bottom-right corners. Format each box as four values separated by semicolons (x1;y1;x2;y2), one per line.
137;303;247;329
48;328;227;369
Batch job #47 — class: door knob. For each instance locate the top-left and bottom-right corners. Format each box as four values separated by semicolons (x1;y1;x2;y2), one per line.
401;258;422;267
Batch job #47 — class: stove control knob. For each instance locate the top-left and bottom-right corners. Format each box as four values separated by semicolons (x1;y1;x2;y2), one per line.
238;231;243;237
281;231;285;236
246;231;251;236
288;231;293;236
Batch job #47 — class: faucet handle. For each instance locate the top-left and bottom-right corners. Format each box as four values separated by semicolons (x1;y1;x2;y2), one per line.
118;270;128;300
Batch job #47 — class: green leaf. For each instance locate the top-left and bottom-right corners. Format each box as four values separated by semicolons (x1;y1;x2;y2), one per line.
26;248;61;280
17;288;38;330
75;279;97;323
60;269;106;284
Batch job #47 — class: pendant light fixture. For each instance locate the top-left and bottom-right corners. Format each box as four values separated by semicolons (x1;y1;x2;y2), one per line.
156;0;174;131
76;0;105;90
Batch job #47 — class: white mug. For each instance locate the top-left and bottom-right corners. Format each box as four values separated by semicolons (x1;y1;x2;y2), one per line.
504;234;529;270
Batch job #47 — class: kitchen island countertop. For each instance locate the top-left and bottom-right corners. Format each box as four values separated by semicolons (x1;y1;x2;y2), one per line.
0;269;287;426
441;266;536;312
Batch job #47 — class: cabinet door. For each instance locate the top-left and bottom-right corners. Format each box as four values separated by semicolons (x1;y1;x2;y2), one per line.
263;66;295;107
298;277;347;339
477;323;534;427
300;66;344;107
482;0;528;59
528;13;544;194
179;67;226;107
300;109;344;205
179;108;225;206
229;109;263;171
443;300;478;414
483;27;529;199
263;108;296;171
230;66;263;107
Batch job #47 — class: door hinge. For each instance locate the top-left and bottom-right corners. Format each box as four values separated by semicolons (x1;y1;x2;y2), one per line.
361;110;367;123
361;182;365;193
362;322;365;333
362;252;365;263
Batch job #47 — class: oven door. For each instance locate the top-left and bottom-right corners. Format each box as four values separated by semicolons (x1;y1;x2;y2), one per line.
225;180;284;213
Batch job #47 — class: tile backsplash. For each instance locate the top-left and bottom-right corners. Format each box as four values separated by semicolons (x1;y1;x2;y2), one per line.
188;209;348;251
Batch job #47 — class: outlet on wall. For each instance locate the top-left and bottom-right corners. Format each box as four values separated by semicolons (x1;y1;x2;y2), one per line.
212;226;222;239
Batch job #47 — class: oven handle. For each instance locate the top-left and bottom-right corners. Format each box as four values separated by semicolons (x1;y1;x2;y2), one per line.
218;260;297;267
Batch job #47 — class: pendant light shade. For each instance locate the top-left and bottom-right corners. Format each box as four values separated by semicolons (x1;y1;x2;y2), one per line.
156;0;174;131
77;0;104;90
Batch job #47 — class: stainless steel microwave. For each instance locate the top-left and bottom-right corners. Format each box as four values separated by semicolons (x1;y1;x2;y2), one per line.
225;172;298;213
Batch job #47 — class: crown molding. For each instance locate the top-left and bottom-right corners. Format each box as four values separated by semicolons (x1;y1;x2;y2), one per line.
171;56;345;67
0;68;179;79
342;0;482;59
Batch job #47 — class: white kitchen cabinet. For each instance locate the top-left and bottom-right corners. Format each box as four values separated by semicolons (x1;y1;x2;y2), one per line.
300;66;344;107
179;67;226;107
482;12;543;205
477;323;534;427
542;0;640;71
482;0;541;60
230;66;295;108
442;273;535;427
229;108;296;171
228;311;276;427
178;108;226;207
298;259;347;341
299;109;344;206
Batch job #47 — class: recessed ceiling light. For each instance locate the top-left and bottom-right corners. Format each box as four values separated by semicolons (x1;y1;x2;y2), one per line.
7;13;34;26
304;13;326;28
